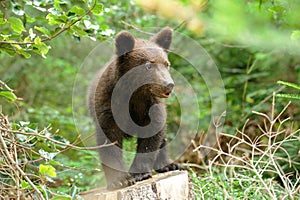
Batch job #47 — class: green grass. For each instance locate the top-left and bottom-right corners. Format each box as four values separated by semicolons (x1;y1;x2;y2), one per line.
190;169;291;200
190;96;300;200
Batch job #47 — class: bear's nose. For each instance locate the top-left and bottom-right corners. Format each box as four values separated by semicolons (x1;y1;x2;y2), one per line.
166;83;174;90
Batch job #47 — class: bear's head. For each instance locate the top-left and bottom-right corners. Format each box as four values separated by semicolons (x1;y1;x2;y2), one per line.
114;27;174;98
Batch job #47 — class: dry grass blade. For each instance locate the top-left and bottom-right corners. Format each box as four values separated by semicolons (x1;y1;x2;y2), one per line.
193;94;300;199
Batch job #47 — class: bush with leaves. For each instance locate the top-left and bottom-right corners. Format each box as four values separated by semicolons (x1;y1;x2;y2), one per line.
0;0;109;198
1;0;300;198
0;0;104;58
0;113;74;199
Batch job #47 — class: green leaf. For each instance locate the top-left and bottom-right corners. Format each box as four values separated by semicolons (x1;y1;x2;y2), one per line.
8;17;25;34
54;0;65;13
51;195;71;200
48;160;62;166
25;14;36;23
24;37;31;43
0;46;15;56
46;13;67;25
34;36;42;46
69;5;85;16
0;91;17;102
0;13;4;25
291;30;300;40
91;2;103;15
12;44;22;50
40;43;50;56
39;164;57;177
277;80;300;90
21;180;31;189
276;93;300;100
0;17;5;24
34;26;50;36
268;5;285;13
17;49;31;58
71;25;88;37
34;36;50;57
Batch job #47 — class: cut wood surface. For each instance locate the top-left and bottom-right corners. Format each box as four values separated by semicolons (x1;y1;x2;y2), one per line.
80;170;194;200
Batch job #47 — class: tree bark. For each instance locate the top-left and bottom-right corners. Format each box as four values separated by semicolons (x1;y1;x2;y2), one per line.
80;170;194;200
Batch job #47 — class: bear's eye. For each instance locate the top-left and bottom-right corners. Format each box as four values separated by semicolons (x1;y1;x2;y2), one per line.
164;61;171;68
166;62;170;69
145;61;153;70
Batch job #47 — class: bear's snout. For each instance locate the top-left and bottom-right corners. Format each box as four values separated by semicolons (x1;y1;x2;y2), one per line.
159;82;174;98
166;83;174;91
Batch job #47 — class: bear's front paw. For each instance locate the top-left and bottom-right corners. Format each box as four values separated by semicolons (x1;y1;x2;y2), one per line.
107;174;135;190
155;163;184;173
131;172;152;182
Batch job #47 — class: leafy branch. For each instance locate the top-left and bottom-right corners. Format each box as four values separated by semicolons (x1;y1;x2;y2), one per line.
0;80;19;103
0;2;97;45
0;0;103;58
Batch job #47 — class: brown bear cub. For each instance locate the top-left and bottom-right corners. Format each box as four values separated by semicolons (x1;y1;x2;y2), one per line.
88;27;183;190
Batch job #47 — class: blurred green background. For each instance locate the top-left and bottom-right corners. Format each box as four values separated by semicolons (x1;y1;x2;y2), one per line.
1;0;299;198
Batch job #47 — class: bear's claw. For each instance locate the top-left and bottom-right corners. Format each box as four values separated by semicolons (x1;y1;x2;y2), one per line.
131;172;152;182
107;174;135;190
155;163;184;173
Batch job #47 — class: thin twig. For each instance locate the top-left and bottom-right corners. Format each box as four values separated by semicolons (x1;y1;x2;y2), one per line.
174;20;187;31
0;80;14;92
0;127;115;150
197;95;299;199
0;127;45;200
243;86;285;120
121;21;154;36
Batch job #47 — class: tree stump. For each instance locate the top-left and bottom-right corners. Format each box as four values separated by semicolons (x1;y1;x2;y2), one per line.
80;170;194;200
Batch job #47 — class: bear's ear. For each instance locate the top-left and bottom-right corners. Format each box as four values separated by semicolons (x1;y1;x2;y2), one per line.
151;27;173;50
115;31;135;56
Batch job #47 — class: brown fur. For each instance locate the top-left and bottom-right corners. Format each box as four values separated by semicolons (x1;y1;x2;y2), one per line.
88;27;182;190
